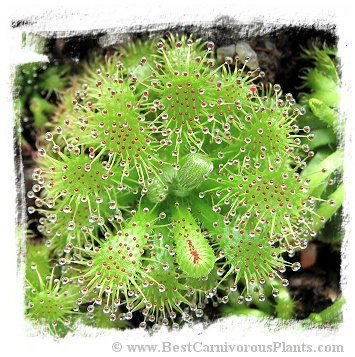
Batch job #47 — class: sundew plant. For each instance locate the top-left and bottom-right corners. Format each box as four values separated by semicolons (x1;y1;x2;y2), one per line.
16;31;344;338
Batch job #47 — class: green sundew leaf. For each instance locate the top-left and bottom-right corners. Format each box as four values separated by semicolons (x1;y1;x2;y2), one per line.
85;309;133;330
30;95;57;128
311;181;345;233
307;128;337;150
303;69;339;93
188;193;224;232
312;53;339;84
38;65;71;99
303;296;345;326
249;289;273;315
274;286;296;320
296;105;329;130
118;37;157;72
301;148;333;178
300;45;339;84
172;203;215;278
25;244;51;290
315;209;344;249
301;149;343;201
309;98;343;130
307;90;341;108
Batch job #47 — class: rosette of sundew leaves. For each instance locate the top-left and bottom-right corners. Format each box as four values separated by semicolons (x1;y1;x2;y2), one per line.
24;33;344;336
294;44;344;326
24;244;82;339
217;43;345;323
297;45;345;249
14;62;71;139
